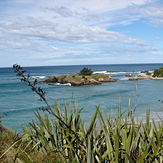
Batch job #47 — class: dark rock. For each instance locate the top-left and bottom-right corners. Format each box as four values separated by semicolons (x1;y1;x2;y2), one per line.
141;70;149;73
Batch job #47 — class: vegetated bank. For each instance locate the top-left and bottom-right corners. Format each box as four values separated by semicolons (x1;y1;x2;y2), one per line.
0;116;21;163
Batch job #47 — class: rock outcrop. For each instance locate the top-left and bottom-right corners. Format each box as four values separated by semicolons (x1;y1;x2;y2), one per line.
128;76;153;81
39;74;116;86
128;71;153;81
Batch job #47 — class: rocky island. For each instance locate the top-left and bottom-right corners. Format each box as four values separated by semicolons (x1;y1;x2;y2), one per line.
39;73;116;86
39;67;116;86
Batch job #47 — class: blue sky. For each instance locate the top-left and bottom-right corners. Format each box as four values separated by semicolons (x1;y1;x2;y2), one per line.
0;0;163;67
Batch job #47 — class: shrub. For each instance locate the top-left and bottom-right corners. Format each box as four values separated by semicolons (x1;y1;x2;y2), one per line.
79;68;93;76
153;66;163;77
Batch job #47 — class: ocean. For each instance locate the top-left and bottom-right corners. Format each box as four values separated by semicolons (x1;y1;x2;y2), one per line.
1;63;163;132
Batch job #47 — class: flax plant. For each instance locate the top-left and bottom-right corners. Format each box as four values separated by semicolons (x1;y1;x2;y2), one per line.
6;103;162;163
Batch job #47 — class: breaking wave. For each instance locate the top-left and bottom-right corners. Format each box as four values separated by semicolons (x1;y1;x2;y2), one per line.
93;71;107;74
138;111;163;123
31;76;46;79
55;83;71;86
93;70;138;75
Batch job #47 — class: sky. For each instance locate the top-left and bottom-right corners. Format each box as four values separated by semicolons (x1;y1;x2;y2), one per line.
0;0;163;67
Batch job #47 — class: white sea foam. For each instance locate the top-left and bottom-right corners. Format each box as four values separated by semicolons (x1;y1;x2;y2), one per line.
31;76;46;79
105;72;129;75
93;71;107;74
55;83;71;86
137;73;147;77
138;111;163;122
119;77;129;80
152;78;163;80
93;70;137;75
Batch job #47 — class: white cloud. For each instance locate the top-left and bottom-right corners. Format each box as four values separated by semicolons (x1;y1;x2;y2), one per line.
99;44;159;55
0;17;145;45
1;0;155;26
152;37;163;41
0;0;162;67
131;5;163;27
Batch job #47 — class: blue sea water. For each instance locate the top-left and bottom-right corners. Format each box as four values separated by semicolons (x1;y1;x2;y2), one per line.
0;63;163;132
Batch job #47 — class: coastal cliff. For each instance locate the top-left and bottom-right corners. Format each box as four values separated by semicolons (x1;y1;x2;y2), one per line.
39;74;116;86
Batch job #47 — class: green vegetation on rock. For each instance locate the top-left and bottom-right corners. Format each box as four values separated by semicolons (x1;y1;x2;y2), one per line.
153;66;163;77
78;67;93;75
71;73;112;80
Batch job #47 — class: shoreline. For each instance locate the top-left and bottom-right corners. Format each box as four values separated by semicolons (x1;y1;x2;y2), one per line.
128;72;163;81
128;76;163;81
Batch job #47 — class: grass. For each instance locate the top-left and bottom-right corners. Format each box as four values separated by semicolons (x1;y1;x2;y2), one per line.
71;73;111;80
0;123;20;163
0;122;63;163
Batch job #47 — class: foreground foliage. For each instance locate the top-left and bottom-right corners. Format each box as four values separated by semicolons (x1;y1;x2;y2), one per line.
1;103;163;163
